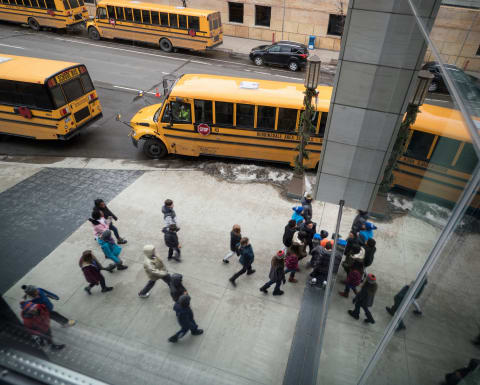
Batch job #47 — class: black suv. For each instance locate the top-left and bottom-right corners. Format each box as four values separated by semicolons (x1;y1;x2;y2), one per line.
249;41;309;71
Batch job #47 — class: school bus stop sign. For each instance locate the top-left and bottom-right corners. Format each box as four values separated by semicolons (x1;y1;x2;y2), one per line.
197;123;210;136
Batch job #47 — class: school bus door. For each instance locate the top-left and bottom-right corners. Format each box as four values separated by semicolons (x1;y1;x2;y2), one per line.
165;98;198;156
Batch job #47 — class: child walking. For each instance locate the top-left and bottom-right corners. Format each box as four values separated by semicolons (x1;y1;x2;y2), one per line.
98;230;128;270
79;250;114;295
284;251;299;283
138;245;170;298
168;294;203;343
259;251;286;295
223;224;242;264
162;224;181;261
229;237;255;286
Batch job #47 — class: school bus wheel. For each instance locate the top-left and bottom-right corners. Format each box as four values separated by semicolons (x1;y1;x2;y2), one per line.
143;138;167;159
28;18;40;31
159;38;173;53
88;27;100;41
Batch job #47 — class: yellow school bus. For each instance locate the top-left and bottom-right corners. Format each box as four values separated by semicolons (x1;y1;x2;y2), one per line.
0;0;88;31
0;54;102;140
129;73;479;207
86;0;223;52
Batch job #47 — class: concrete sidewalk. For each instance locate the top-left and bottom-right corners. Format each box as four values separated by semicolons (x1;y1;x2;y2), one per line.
1;157;479;385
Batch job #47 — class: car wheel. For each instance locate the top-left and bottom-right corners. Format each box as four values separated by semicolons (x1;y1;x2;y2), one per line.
254;56;264;66
143;138;167;159
88;27;100;41
288;61;299;72
428;81;438;92
159;38;173;53
28;18;40;31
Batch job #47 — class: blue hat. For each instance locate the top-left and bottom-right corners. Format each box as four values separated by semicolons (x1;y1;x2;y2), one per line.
313;233;321;240
292;206;303;214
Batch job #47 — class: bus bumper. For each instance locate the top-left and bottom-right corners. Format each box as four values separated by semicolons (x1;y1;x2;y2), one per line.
131;135;139;148
206;41;223;50
57;112;103;140
66;20;86;31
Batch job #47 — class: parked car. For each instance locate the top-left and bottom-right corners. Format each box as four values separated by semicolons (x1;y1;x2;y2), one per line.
249;41;309;71
422;61;479;93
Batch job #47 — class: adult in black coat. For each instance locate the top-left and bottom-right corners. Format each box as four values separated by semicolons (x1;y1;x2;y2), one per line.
94;199;127;244
348;274;377;324
283;220;297;249
444;359;480;385
363;238;376;268
301;194;313;222
310;242;342;283
259;251;286;295
168;295;203;343
162;224;181;261
299;220;317;254
351;210;368;234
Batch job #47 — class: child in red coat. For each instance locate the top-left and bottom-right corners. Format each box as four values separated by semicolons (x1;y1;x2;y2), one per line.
339;260;364;298
284;251;299;283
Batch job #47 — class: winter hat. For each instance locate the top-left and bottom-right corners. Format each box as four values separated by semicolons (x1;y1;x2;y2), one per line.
305;193;313;200
178;294;191;307
101;229;112;240
367;273;376;283
320;230;329;239
292;206;303;214
21;285;38;296
313;233;321;240
143;244;155;257
276;250;285;258
365;222;377;231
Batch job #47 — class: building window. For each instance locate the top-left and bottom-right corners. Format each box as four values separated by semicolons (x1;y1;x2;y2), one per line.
327;14;345;36
228;2;243;23
255;5;271;27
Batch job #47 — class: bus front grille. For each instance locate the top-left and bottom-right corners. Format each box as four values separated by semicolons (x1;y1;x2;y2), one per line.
74;106;90;123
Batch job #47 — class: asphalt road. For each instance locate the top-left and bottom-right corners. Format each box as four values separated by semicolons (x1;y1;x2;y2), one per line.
0;21;455;160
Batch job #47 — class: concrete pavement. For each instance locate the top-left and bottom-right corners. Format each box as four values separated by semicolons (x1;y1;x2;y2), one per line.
1;156;479;385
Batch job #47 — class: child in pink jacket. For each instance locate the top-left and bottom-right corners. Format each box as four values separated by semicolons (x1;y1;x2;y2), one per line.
284;251;299;283
88;210;110;240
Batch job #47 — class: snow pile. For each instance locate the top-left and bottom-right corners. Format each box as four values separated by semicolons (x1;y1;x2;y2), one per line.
203;162;293;186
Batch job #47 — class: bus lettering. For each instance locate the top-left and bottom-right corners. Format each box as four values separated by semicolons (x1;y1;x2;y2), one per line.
55;68;80;84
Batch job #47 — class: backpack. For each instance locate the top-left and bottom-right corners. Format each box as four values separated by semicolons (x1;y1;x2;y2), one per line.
21;301;50;335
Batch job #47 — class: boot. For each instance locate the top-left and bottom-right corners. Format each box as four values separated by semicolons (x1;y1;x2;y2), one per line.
222;259;229;264
229;277;236;287
191;329;203;336
246;269;256;275
168;336;178;343
101;287;113;293
116;263;128;270
339;291;348;298
386;306;395;316
104;264;116;273
364;318;375;324
272;289;284;296
348;310;359;320
259;286;268;293
84;286;92;295
288;276;298;283
117;238;127;244
50;344;65;350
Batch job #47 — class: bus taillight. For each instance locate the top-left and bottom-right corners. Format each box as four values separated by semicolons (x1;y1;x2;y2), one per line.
61;107;69;116
88;91;97;101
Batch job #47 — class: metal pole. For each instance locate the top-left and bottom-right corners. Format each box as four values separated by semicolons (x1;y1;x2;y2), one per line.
282;0;286;40
356;164;480;385
314;199;345;378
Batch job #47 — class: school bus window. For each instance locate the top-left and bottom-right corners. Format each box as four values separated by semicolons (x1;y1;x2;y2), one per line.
0;81;53;110
62;78;84;103
45;0;55;9
405;131;435;161
179;14;187;29
78;0;84;5
257;106;276;130
80;72;94;94
161;103;170;123
133;8;141;23
194;100;213;124
115;7;124;20
69;0;78;7
97;7;107;19
236;104;254;128
50;85;66;109
125;8;133;21
107;5;115;18
38;0;46;8
171;101;191;123
318;112;328;137
169;13;178;28
160;12;168;26
189;16;200;31
215;102;233;126
430;137;460;167
277;108;297;132
454;143;478;174
142;10;151;24
151;11;159;24
62;0;70;8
